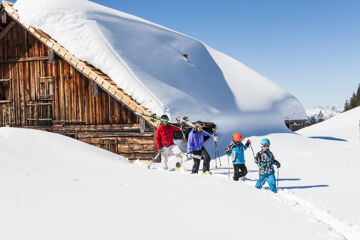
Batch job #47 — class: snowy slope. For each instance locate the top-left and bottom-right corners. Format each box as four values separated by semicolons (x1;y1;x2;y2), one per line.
306;105;343;122
13;0;306;139
0;127;341;240
299;106;360;142
1;107;360;239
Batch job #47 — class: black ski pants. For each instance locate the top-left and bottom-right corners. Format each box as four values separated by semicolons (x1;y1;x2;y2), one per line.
233;164;247;181
191;147;211;174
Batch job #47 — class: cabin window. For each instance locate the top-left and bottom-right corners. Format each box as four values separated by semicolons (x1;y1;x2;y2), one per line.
0;79;12;102
26;102;53;126
99;139;118;154
38;76;54;100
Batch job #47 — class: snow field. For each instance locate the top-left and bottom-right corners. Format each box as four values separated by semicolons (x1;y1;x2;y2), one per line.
0;127;342;240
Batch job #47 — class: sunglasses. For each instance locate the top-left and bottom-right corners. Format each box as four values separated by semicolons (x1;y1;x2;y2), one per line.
262;144;270;148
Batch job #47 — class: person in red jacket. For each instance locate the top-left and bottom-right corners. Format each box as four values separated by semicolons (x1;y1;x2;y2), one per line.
155;115;186;170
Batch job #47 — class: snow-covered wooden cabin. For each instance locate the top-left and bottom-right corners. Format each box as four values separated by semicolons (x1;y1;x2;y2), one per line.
0;1;164;161
0;0;308;161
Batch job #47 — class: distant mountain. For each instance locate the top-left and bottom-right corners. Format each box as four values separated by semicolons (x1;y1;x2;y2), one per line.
306;105;343;122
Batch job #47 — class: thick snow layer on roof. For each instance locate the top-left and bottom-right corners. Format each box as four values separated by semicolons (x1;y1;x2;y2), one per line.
13;0;306;137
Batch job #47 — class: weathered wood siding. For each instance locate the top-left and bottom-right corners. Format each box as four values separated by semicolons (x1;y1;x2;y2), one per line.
0;20;156;160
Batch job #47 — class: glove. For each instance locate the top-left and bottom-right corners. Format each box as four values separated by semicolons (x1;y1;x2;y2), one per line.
225;145;231;155
214;136;219;142
276;162;281;168
245;139;251;147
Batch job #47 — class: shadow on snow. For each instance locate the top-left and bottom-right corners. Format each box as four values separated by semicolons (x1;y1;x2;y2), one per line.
309;136;347;142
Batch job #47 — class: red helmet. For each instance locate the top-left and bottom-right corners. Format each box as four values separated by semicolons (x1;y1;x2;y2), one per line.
232;133;242;142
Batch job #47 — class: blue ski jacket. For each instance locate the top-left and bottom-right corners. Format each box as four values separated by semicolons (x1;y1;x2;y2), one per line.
227;141;248;165
187;129;211;153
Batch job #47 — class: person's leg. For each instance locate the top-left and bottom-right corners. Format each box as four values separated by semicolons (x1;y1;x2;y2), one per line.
239;164;248;178
233;164;240;181
201;148;211;172
192;158;200;173
160;147;169;170
170;144;187;165
256;174;267;189
267;173;277;193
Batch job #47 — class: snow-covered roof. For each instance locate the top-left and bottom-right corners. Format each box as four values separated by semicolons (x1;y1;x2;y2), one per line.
10;0;306;137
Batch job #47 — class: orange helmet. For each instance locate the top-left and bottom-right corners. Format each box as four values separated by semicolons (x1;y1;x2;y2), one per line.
232;133;242;142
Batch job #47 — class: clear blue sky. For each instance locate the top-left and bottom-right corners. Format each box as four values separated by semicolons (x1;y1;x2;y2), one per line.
12;0;360;108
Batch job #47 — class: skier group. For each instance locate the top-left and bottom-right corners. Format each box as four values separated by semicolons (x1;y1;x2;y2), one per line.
154;114;281;193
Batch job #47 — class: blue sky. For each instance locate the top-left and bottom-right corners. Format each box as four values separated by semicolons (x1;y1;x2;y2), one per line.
12;0;360;108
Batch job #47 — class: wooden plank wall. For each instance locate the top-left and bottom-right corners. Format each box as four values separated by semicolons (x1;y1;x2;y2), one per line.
0;20;156;160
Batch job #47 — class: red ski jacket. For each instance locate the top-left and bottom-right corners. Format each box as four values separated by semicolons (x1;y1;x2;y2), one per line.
155;124;180;150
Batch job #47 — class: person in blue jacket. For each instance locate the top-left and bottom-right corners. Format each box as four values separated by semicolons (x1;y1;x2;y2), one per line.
187;121;212;174
226;133;251;181
255;138;281;193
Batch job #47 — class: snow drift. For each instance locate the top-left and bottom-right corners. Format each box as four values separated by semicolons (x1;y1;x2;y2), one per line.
1;108;360;239
13;0;306;139
0;127;340;240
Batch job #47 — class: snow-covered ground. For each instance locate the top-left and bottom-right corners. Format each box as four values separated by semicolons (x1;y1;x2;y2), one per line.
1;107;360;240
306;105;344;122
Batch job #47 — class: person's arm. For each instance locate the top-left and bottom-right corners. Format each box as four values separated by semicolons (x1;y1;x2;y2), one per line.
187;131;194;153
201;130;212;137
230;149;237;162
170;124;181;131
271;153;281;168
255;152;261;166
155;128;163;150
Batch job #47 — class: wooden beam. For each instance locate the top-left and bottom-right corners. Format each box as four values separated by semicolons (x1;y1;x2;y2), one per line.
0;56;49;63
0;21;15;40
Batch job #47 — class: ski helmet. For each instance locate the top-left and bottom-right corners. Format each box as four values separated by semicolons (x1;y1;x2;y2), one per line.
260;138;270;146
232;133;243;142
160;115;169;122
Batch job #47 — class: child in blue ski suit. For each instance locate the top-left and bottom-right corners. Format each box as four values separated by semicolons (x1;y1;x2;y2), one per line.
226;133;251;181
255;138;281;193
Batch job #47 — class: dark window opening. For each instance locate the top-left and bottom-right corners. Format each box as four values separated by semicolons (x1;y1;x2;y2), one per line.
0;79;11;102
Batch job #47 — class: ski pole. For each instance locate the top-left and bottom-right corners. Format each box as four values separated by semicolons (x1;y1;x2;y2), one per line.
249;143;256;158
277;168;279;189
148;151;161;169
250;144;261;186
212;127;221;168
148;142;167;169
226;155;230;180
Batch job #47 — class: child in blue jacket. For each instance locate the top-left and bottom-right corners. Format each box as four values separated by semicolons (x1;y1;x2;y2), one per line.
226;133;251;181
255;138;281;193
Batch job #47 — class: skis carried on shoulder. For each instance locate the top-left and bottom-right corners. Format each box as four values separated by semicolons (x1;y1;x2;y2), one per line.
135;112;181;128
